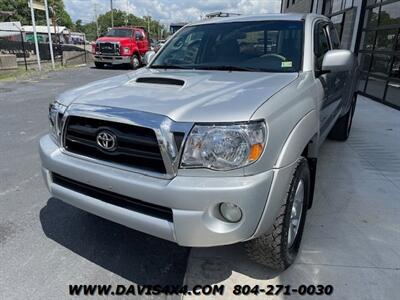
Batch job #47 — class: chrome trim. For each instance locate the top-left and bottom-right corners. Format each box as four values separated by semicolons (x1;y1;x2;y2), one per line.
96;41;120;55
60;104;193;179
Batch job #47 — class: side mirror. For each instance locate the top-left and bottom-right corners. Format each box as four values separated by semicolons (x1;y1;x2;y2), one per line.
322;49;354;73
142;51;156;65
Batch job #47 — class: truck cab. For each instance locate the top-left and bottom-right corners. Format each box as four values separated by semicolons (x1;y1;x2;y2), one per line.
93;27;149;69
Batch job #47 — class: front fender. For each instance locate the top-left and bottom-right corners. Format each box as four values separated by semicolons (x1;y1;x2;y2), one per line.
275;109;319;168
250;111;319;238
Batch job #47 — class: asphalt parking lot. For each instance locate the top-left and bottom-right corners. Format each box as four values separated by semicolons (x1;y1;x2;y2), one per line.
0;66;399;299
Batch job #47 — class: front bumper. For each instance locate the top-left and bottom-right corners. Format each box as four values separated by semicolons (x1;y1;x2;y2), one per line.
94;54;131;65
39;134;282;247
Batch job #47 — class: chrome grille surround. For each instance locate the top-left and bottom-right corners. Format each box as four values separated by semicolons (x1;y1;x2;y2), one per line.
60;104;193;179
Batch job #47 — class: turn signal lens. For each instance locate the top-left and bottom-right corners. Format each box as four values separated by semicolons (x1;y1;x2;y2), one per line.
248;143;264;161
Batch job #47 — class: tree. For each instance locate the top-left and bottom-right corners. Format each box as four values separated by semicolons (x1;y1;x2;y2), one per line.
79;9;167;42
0;0;73;28
52;0;73;29
74;19;84;32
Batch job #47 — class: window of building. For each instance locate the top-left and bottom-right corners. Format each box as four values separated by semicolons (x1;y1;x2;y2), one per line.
360;54;372;72
391;56;400;79
361;31;376;49
358;72;368;92
379;2;400;26
329;24;341;48
332;0;343;13
396;31;400;50
365;76;386;99
370;54;391;77
375;29;397;50
344;0;353;9
358;0;400;110
324;0;332;15
331;13;345;38
385;81;400;107
366;0;379;5
365;7;380;28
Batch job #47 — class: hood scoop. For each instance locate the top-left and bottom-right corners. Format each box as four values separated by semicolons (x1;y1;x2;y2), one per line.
136;77;185;86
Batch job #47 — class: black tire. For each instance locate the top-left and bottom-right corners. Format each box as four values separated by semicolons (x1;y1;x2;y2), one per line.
94;62;105;69
328;94;357;141
244;158;310;271
130;54;140;70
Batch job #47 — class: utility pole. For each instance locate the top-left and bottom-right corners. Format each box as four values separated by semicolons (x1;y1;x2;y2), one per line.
44;0;55;70
125;0;129;26
110;0;114;28
52;0;58;44
94;3;99;37
29;0;41;71
147;17;150;38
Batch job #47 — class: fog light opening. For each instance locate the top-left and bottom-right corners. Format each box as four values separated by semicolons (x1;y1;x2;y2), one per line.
219;203;242;223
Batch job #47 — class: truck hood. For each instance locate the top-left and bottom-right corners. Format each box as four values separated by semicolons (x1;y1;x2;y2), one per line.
58;68;298;122
96;37;131;43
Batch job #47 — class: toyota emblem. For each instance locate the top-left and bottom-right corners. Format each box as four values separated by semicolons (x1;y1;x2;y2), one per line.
96;130;117;151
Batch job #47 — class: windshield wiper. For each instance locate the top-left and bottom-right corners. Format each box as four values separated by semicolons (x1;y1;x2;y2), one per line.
194;65;259;72
150;64;190;69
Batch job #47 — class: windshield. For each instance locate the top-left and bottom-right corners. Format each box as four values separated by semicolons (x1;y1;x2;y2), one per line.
105;29;132;38
151;21;303;72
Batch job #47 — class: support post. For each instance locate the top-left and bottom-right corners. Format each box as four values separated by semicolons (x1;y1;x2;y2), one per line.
29;0;41;71
110;0;114;28
20;30;28;71
83;33;87;64
44;0;55;70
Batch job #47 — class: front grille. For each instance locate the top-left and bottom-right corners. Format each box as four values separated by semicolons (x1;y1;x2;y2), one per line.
64;116;166;174
52;173;173;222
97;42;119;55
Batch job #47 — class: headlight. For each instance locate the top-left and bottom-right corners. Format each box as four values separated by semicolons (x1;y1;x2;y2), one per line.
123;47;130;54
181;121;266;171
49;101;67;144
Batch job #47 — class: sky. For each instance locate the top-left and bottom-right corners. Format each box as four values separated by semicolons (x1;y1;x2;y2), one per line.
64;0;282;26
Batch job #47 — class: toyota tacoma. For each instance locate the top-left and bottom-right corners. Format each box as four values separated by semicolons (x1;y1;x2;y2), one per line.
40;14;358;271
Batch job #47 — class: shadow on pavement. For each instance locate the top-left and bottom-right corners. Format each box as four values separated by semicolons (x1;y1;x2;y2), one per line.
89;65;141;71
184;244;281;288
39;198;190;285
40;198;281;288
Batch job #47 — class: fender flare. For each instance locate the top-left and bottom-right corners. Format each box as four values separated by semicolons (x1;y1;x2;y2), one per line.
251;111;319;238
275;109;319;169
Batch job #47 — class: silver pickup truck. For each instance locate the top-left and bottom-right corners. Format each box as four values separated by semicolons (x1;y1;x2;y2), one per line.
39;14;358;271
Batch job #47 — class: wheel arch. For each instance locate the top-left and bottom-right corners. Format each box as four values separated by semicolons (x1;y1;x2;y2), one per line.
301;140;318;209
274;109;319;169
274;110;319;209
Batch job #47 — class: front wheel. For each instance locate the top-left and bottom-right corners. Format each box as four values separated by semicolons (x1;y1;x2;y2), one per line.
94;62;105;69
130;54;140;70
244;158;310;271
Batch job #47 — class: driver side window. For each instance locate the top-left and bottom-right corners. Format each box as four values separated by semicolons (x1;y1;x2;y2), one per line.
314;23;331;71
135;31;142;40
167;32;204;64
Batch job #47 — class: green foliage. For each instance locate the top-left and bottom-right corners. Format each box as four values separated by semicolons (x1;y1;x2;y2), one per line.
80;9;167;41
0;0;73;28
0;1;167;41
